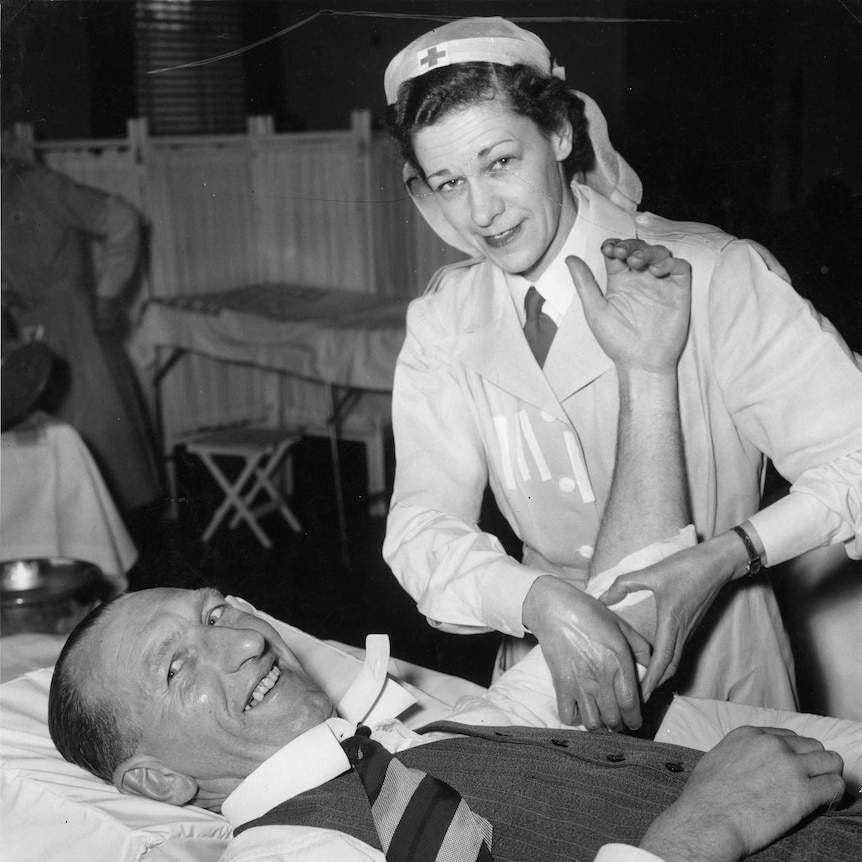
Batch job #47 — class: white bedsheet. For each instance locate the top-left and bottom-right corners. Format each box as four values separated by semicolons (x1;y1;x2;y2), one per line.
2;599;861;862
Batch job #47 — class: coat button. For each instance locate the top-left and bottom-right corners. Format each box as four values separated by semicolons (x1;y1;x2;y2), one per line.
606;752;626;762
664;761;685;773
578;545;594;560
636;213;650;224
558;477;576;493
551;738;570;747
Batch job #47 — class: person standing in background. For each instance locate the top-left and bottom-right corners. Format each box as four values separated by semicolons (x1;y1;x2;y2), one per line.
2;135;161;519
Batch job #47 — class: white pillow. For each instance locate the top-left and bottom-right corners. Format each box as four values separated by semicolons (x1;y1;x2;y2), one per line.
1;666;233;862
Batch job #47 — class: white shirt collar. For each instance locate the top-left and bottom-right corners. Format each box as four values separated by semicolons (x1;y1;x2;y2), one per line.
222;635;415;827
505;191;589;326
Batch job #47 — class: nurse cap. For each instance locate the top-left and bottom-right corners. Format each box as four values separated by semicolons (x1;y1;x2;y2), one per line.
384;17;642;253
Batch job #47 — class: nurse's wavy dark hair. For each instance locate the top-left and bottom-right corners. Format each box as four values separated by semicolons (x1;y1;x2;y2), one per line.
385;62;595;183
48;596;142;783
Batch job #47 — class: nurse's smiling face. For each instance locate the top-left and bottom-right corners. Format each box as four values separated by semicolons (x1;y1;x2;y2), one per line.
412;98;576;281
79;588;334;805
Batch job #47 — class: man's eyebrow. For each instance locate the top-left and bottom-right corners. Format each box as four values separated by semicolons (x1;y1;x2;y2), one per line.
197;586;224;607
145;589;223;677
148;632;178;679
426;139;514;182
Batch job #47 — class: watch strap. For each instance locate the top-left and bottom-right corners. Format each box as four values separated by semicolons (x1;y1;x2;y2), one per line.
731;525;763;577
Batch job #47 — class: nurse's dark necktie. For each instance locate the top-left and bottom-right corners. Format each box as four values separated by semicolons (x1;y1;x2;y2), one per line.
523;285;557;368
342;725;494;862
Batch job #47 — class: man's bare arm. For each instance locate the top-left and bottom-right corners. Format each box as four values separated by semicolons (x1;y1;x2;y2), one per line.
567;242;692;577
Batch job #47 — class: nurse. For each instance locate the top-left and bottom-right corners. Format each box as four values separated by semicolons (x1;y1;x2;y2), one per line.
382;18;862;730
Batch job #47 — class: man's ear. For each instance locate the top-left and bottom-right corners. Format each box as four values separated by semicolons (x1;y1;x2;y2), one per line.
114;754;198;805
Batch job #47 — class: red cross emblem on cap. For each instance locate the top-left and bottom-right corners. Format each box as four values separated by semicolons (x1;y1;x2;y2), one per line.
418;45;447;69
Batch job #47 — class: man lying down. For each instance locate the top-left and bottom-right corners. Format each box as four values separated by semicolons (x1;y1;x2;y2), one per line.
48;587;859;862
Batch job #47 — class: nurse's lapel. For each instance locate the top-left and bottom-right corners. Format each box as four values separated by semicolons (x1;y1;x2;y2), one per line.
450;267;567;420
542;286;615;401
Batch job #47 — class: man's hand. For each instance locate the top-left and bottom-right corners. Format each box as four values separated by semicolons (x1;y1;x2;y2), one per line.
522;575;651;730
566;239;691;376
598;532;747;700
640;726;846;862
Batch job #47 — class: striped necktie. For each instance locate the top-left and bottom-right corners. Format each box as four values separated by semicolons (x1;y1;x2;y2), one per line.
342;725;494;862
523;285;557;368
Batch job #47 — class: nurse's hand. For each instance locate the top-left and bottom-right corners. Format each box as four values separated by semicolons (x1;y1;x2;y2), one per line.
522;575;651;730
598;530;749;700
566;239;691;376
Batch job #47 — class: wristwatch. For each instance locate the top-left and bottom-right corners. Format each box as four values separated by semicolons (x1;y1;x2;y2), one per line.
731;525;762;577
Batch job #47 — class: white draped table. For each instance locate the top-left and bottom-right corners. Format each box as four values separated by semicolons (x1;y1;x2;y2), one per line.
1;414;137;591
131;285;410;523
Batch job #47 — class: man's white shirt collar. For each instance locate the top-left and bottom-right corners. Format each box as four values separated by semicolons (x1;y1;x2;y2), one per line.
222;635;415;827
506;200;589;326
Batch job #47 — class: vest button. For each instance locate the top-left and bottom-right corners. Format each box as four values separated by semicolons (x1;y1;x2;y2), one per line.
558;477;576;493
606;752;626;763
551;738;569;747
664;761;685;773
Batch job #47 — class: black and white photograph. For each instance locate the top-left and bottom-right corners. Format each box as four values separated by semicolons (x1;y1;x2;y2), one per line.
2;2;861;861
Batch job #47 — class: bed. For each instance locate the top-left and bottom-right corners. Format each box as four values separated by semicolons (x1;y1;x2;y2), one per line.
131;285;410;520
3;598;861;862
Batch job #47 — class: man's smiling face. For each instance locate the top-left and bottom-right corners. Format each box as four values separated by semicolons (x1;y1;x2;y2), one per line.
80;588;335;789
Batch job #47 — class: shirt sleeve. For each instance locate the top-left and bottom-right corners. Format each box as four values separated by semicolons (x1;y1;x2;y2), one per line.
749;454;862;565
36;168;141;300
593;844;666;862
90;195;141;300
219;825;385;862
383;299;542;637
707;240;862;563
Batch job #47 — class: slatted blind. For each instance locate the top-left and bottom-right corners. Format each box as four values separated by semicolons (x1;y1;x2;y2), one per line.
135;0;245;135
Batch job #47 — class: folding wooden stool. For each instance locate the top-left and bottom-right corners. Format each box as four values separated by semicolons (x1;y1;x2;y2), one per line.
184;426;302;549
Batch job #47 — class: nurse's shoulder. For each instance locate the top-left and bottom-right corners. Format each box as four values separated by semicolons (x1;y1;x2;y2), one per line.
423;255;487;297
404;255;490;335
633;209;735;258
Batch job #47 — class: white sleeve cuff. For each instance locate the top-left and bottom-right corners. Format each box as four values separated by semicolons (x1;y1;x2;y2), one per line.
482;562;544;637
749;492;857;567
587;525;698;604
593;843;666;862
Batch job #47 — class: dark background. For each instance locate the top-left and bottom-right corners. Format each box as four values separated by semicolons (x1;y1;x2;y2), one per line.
4;0;861;345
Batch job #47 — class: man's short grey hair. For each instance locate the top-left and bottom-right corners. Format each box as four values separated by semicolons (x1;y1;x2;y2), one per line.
48;597;142;783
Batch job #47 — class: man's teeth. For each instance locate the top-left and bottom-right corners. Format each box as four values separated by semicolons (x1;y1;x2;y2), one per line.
245;665;281;711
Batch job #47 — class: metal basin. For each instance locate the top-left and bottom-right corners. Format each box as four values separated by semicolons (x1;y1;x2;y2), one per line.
0;558;100;607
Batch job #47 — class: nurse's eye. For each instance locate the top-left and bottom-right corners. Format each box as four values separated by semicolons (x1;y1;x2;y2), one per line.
435;176;465;197
167;659;182;684
489;156;513;171
206;604;228;626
